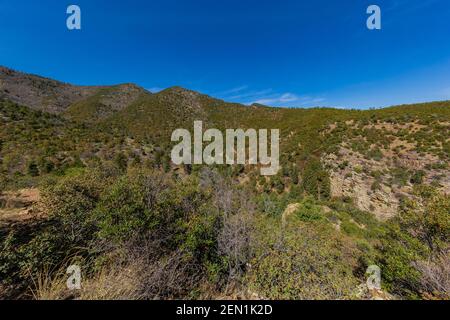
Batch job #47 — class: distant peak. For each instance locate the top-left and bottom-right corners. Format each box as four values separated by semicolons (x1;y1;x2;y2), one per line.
156;86;205;100
115;83;146;91
162;86;199;95
250;103;268;108
0;65;15;73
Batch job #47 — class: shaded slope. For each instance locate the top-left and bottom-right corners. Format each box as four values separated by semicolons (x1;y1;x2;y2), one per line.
0;66;146;117
64;84;147;122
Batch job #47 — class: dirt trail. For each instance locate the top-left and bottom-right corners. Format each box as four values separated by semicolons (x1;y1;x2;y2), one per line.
0;188;41;226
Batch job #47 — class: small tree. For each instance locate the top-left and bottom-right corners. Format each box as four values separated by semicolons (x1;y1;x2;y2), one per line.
162;155;171;173
27;161;39;177
380;186;450;298
399;186;450;252
290;165;299;185
301;158;330;201
114;152;128;172
0;174;6;196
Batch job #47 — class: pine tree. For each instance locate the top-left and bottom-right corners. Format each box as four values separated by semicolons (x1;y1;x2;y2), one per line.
301;158;330;200
114;152;128;172
27;161;40;177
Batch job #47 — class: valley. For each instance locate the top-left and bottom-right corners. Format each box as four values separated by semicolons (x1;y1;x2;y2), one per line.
0;66;448;300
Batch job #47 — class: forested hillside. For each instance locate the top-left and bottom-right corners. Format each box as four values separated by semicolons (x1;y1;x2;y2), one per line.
0;67;448;300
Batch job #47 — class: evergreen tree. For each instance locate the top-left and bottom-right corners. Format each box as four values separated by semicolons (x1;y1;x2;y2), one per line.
114;152;128;172
301;158;330;200
290;165;299;185
27;161;39;177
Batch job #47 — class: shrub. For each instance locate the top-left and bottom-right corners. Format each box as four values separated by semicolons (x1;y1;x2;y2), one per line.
218;210;255;280
95;176;153;243
295;197;323;222
399;186;450;252
114;152;128;172
371;180;381;191
378;225;425;298
0;170;107;295
248;219;358;299
27;161;39;177
301;158;330;201
42;170;105;244
410;170;425;185
413;252;450;299
379;186;450;298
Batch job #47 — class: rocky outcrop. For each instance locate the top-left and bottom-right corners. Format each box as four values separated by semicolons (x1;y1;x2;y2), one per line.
324;142;449;220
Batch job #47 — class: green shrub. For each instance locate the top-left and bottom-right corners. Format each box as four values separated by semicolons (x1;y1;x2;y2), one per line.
248;219;358;299
378;225;425;298
379;186;450;298
301;158;330;201
95;176;153;243
295;197;323;222
42;170;105;244
410;170;425;185
27;161;39;177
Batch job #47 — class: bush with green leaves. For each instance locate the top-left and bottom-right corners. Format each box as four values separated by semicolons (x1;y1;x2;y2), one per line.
41;170;106;244
94;176;155;243
301;158;330;201
295;196;323;222
0;170;108;291
0;168;228;297
248;217;359;299
379;186;450;298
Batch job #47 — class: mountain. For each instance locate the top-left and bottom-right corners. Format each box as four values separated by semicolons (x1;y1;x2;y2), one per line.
0;66;449;219
0;66;146;116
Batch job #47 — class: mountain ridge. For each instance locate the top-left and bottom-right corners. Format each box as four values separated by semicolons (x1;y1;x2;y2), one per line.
0;66;148;115
3;65;450;114
0;66;449;219
0;66;449;300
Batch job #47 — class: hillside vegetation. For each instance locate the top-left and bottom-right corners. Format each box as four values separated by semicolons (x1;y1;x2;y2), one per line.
0;67;449;300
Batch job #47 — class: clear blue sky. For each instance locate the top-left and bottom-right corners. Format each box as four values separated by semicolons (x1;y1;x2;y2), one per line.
1;0;450;109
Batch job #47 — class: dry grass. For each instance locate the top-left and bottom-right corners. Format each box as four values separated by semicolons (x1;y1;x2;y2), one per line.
30;266;72;300
414;251;450;299
30;262;143;300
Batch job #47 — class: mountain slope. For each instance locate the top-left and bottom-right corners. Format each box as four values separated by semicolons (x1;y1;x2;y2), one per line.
64;84;147;122
0;67;449;301
0;66;99;113
0;67;449;220
0;66;146;116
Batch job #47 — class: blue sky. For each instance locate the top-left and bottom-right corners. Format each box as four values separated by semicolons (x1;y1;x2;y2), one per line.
1;0;450;109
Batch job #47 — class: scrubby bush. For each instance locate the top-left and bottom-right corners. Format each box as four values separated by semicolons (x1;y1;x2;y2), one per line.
1;166;263;299
248;218;359;299
95;176;154;243
410;170;425;185
42;170;106;244
27;161;39;177
295;197;323;222
301;158;330;201
413;252;450;299
0;170;108;294
379;186;450;298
